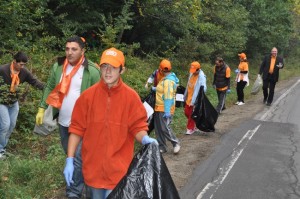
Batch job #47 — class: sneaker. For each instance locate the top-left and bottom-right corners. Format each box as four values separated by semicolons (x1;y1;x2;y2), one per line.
235;101;240;105
237;102;245;105
173;144;181;154
185;129;195;135
266;102;271;106
193;127;200;132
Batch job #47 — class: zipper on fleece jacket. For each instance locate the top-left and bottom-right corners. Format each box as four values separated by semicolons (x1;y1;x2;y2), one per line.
102;89;111;182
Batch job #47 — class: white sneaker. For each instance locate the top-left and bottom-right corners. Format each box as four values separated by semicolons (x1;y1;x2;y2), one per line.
185;129;195;135
173;144;181;154
235;101;240;105
237;102;245;105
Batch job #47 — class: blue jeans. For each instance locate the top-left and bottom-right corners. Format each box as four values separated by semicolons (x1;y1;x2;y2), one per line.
87;187;112;199
59;125;86;198
0;102;19;152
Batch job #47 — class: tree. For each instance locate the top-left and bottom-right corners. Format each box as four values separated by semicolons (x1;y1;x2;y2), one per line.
238;0;293;56
195;0;250;62
0;0;49;51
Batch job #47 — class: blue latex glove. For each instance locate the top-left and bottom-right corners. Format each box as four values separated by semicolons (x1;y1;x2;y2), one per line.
151;87;156;92
63;157;74;186
235;69;239;74
163;112;172;119
142;135;158;145
226;89;231;94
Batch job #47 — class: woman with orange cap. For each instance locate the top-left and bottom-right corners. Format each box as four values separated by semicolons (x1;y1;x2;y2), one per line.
154;59;181;154
235;53;249;105
183;61;207;135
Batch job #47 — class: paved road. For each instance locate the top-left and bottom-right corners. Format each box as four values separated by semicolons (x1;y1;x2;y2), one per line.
180;79;300;199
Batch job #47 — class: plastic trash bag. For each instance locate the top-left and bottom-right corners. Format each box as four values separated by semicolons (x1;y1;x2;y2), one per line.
251;75;262;95
176;85;185;108
107;143;180;199
33;106;58;136
142;91;156;134
191;86;218;132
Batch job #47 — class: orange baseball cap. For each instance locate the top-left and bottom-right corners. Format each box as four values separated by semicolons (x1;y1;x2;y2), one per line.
189;61;201;73
100;47;125;67
159;59;172;72
238;53;247;59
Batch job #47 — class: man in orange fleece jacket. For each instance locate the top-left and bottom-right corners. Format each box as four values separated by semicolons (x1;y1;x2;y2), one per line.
64;47;157;198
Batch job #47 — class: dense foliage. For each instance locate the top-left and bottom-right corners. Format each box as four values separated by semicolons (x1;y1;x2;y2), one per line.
0;0;298;59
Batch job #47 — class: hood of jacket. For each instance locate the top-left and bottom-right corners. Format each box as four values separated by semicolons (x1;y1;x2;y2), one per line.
165;72;179;84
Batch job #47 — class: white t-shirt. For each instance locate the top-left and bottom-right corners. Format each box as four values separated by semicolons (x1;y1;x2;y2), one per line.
58;64;84;127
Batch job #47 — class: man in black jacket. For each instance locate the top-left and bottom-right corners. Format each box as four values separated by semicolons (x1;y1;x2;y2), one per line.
259;47;284;106
213;57;231;114
0;52;44;159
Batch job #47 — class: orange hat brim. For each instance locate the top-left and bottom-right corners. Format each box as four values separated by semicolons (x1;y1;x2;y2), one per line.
100;57;122;68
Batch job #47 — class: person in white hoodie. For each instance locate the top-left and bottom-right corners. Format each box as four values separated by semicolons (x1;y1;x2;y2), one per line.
183;61;207;135
234;53;249;105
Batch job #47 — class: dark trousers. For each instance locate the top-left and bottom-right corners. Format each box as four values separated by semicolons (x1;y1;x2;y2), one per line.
216;90;227;114
262;78;276;104
236;81;247;102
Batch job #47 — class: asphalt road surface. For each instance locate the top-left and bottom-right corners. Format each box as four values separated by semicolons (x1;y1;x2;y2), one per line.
180;79;300;199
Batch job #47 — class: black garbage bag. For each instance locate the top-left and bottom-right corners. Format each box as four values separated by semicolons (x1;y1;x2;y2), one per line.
107;143;180;199
147;114;155;135
142;91;156;134
191;86;218;132
175;85;186;108
143;90;156;108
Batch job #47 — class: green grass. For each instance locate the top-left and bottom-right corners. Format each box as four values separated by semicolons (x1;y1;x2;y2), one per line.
0;132;65;198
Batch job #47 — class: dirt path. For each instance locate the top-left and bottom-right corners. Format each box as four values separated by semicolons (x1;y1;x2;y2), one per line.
163;77;299;191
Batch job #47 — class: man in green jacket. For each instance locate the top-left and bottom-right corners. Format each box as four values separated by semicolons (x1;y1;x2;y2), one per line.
35;36;100;199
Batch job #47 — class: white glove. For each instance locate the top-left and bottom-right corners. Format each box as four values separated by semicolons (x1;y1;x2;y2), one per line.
277;63;283;68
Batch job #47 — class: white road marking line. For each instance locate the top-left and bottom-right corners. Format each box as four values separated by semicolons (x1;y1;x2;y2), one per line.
196;124;261;199
260;79;300;121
